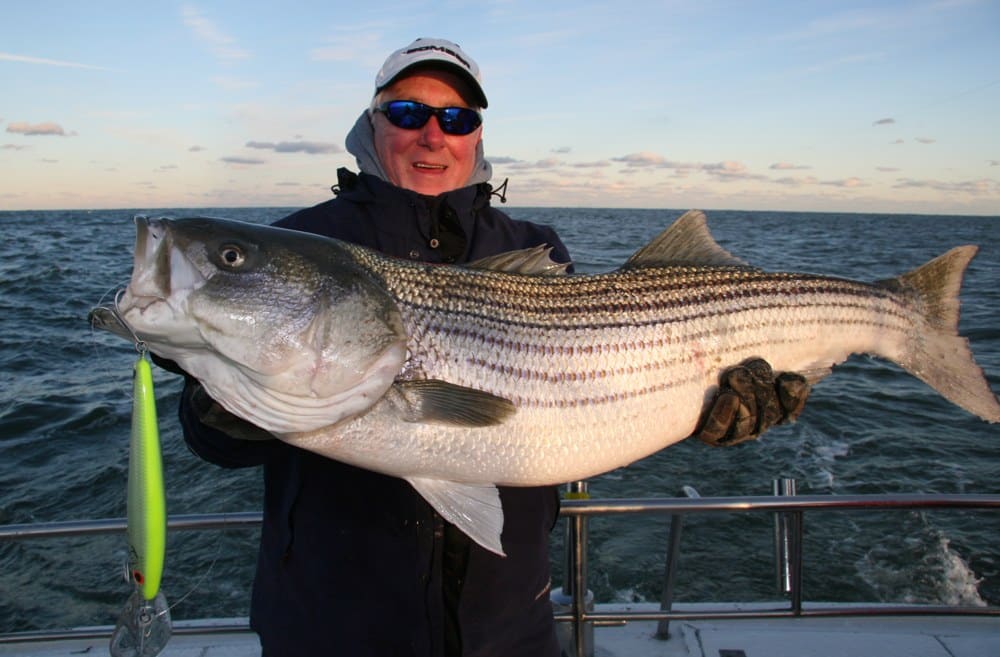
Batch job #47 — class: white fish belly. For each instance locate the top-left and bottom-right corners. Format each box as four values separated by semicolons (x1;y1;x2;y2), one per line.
287;288;914;485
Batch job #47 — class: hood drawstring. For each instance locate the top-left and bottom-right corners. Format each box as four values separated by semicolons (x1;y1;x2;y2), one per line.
490;178;509;204
331;168;360;197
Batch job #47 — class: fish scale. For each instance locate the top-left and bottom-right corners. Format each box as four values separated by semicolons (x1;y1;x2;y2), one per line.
377;265;909;407
304;259;933;490
104;210;1000;555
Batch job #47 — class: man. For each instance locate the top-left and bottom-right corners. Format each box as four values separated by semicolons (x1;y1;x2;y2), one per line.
175;38;808;656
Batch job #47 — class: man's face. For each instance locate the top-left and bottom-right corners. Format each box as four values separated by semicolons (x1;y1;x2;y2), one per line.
373;69;483;196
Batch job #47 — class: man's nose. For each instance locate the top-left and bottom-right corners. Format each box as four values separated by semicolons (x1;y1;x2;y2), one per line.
417;115;447;148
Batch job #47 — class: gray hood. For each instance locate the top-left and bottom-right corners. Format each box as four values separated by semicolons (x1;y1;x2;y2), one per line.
345;111;493;189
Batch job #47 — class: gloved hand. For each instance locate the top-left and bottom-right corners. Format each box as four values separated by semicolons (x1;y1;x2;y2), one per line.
148;351;274;442
183;380;274;442
693;358;810;446
149;352;187;377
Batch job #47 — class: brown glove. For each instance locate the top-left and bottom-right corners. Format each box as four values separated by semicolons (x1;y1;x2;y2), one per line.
184;380;275;442
694;358;810;447
149;351;187;377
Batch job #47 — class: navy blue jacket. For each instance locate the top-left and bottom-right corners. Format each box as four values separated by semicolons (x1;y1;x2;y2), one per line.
179;169;571;657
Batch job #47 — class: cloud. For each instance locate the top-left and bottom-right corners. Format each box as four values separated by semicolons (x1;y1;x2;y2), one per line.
779;9;886;41
245;140;342;155
189;145;207;152
703;160;747;174
0;51;113;70
570;161;611;169
703;160;772;182
613;152;669;167
181;5;250;61
915;137;936;144
551;146;572;154
873;117;895;126
822;177;866;188
875;166;900;172
311;32;384;63
2;144;29;150
220;156;266;165
611;153;765;180
773;176;820;187
770;162;811;171
989;160;999;167
6;122;76;136
890;139;905;145
893;178;996;194
772;175;867;188
488;156;522;165
506;157;563;171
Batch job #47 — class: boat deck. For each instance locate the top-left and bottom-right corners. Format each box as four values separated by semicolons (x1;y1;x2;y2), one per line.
593;603;1000;657
3;604;999;657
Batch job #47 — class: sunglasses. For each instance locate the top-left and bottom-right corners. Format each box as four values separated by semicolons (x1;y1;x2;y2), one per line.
376;100;482;136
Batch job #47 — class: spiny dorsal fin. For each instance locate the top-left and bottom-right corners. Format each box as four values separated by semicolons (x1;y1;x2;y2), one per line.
467;245;571;276
623;210;748;269
392;379;516;427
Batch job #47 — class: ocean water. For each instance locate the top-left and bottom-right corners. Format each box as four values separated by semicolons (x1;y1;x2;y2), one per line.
0;207;998;633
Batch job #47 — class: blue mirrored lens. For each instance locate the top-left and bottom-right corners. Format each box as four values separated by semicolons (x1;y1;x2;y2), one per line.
379;101;481;136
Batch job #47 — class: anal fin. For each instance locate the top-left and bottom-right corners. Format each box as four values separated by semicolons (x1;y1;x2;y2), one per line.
406;476;506;556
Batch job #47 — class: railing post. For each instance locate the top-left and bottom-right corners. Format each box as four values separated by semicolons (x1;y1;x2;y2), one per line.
773;478;803;613
656;485;700;639
550;481;594;657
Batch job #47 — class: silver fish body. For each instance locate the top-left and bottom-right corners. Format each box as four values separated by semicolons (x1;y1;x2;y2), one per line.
108;211;1000;554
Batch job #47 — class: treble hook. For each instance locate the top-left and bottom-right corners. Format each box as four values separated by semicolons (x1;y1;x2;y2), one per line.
110;288;147;355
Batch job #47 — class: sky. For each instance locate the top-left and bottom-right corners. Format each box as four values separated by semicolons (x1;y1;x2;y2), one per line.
2;1;999;215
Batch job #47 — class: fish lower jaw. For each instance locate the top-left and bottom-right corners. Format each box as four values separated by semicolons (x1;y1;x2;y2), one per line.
204;361;402;435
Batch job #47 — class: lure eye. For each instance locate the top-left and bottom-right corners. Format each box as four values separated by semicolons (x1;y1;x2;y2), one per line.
219;245;246;268
132;570;145;584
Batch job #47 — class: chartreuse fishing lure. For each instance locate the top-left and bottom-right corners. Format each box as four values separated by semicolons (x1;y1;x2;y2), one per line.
110;350;172;657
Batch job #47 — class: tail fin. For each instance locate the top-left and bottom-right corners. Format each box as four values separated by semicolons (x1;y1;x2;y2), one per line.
878;246;1000;423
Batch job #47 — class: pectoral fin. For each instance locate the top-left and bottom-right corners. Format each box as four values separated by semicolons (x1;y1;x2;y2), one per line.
391;380;516;427
406;477;506;556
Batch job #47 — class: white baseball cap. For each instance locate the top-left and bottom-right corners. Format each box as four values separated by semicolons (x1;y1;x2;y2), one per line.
375;38;488;108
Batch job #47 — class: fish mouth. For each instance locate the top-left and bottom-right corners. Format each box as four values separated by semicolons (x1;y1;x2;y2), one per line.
92;216;207;345
124;216;206;308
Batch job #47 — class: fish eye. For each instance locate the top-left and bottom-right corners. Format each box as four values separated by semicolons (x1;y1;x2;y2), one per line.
219;244;246;268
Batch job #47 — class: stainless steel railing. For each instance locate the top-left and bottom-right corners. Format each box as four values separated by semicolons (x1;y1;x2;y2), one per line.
2;491;999;650
554;487;1000;657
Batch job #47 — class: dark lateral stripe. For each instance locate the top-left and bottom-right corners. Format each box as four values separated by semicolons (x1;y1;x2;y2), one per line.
495;371;705;409
389;267;890;316
404;289;910;334
442;314;905;406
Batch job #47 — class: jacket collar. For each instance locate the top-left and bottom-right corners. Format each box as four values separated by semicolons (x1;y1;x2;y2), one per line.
333;168;494;261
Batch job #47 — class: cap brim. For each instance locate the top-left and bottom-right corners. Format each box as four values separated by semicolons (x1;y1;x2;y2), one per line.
379;61;488;108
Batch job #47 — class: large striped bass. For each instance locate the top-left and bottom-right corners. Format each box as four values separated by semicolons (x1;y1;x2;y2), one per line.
98;211;1000;555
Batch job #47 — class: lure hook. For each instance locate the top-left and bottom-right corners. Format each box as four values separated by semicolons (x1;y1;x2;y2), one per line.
110;288;148;355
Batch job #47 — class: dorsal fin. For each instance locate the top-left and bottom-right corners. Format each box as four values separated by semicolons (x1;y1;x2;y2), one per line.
466;245;571;276
623;210;748;269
